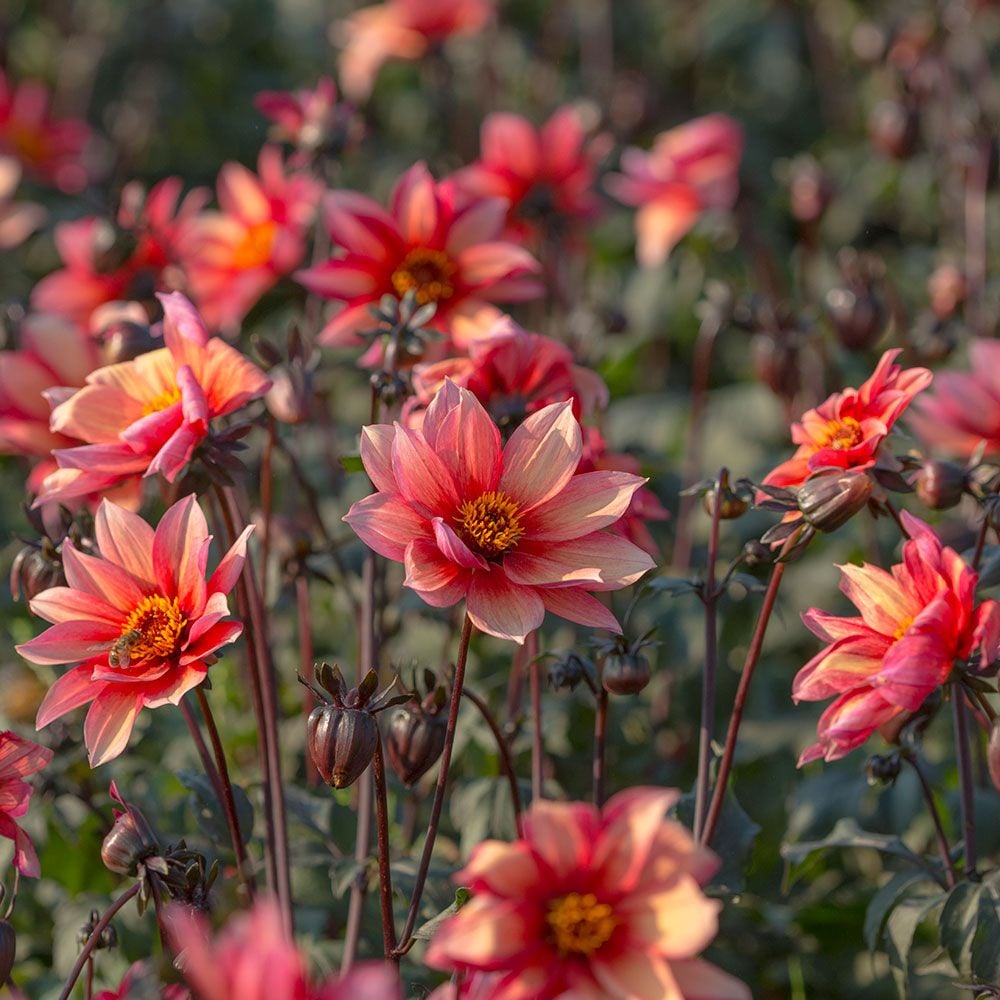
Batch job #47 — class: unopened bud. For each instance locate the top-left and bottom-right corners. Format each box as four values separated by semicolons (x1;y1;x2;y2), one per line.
741;539;773;569
928;264;966;320
0;920;15;983
797;472;873;533
602;652;652;696
101;320;158;365
865;751;902;786
307;705;377;789
102;804;160;876
915;460;967;511
386;705;447;787
547;651;594;692
788;155;832;225
701;470;750;520
10;539;64;601
265;363;313;425
827;285;886;352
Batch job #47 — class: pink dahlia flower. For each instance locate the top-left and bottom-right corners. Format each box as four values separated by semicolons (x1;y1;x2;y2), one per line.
254;76;359;157
165;897;399;1000
794;512;1000;765
296;162;543;352
181;145;322;332
908;338;1000;457
606;113;743;268
0;155;45;248
762;348;932;492
0;731;53;877
344;381;654;642
17;495;252;767
425;786;750;1000
35;292;270;507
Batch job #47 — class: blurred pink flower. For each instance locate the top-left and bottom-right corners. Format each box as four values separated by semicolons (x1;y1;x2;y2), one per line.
762;349;932;492
0;155;45;248
181;145;322;332
35;293;270;507
165;897;399;1000
297;162;542;352
32;178;208;330
18;495;252;767
451;106;610;243
908;339;1000;457
345;381;653;642
0;69;92;193
606;114;743;268
335;0;495;102
425;786;750;1000
94;962;188;1000
254;76;359;157
794;512;1000;765
0;731;53;877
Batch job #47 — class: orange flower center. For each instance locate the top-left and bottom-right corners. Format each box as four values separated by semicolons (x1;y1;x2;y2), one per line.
546;892;618;956
454;490;523;559
893;615;913;641
232;220;277;270
390;247;456;305
112;595;187;667
817;416;863;451
142;384;182;416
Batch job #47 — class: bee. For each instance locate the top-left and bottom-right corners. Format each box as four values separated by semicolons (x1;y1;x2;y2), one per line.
107;630;143;670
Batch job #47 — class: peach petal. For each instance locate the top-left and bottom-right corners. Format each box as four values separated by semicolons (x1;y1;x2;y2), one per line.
345;493;429;562
498;401;581;509
433;517;489;570
27;587;121;627
424;897;540;972
466;568;544;643
505;532;654;589
522;799;597;878
95;500;156;583
525;471;646;541
539;587;621;633
143;662;209;708
620;876;721;958
207;525;254;596
592;951;682;1000
36;664;100;729
838;562;919;637
154;495;210;613
392;162;439;244
360;424;399;494
668;959;752;999
634;191;700;268
404;538;470;607
421;383;501;498
445;197;508;255
391;423;461;518
456;840;546;899
792;635;889;703
61;542;149;611
84;689;144;766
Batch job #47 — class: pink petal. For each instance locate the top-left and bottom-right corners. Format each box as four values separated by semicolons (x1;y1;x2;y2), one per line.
525;471;646;541
359;423;399;493
498;401;581;509
456;242;541;289
403;539;469;607
295;258;381;298
84;689;144;767
94;500;156;583
0;813;40;878
16;619;120;665
522;799;598;878
344;493;429;562
505;532;654;589
481;113;542;178
456;840;547;899
154;495;210;614
466;567;544;643
592;952;682;1000
539;588;621;633
28;586;122;627
391;162;440;244
423;896;540;972
0;732;53;778
142;662;209;708
445;197;509;255
668;959;752;1000
433;517;489;570
838;561;918;637
36;663;101;729
634;191;700;268
207;524;254;596
323;190;401;260
619;876;721;958
180;621;243;666
391;423;461;518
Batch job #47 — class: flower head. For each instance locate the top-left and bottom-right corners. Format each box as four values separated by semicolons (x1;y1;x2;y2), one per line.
425;787;750;1000
0;731;53;877
254;76;360;157
794;512;1000;765
0;156;45;248
17;495;253;766
345;381;654;642
35;293;270;506
606;113;743;268
296;162;542;354
762;348;932;492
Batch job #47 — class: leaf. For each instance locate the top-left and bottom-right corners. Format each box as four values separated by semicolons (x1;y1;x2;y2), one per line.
677;790;760;894
339;454;364;474
178;769;254;847
971;887;1000;983
939;881;983;976
781;818;929;872
726;572;767;596
643;576;699;598
863;870;936;954
884;893;945;998
412;887;471;941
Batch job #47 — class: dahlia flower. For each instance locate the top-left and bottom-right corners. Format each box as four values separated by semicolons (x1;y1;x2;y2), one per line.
0;731;53;877
35;292;270;507
17;495;252;767
762;348;932;492
908;338;1000;457
794;512;1000;765
296;162;542;352
0;156;44;249
425;786;750;1000
181;145;322;331
94;962;188;1000
345;381;654;642
165;897;399;1000
606;113;743;268
254;76;358;157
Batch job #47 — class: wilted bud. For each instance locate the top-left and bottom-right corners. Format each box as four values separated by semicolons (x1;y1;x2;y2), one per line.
266;363;313;425
10;536;64;601
370;369;408;408
386;705;446;787
0;920;15;984
547;651;594;692
750;332;803;403
869;100;918;160
602;652;651;696
915;459;967;511
307;705;378;789
741;539;773;569
78;909;118;950
797;472;873;533
102;798;160;877
865;751;902;786
989;721;1000;793
700;470;751;521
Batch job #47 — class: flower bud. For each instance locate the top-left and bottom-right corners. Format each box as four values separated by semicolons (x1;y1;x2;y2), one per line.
602;651;651;696
547;651;594;692
915;460;967;511
102;803;160;876
788;155;832;225
928;264;966;320
265;363;313;425
100;319;158;365
0;920;15;984
386;705;447;787
701;470;750;520
10;539;64;601
865;751;902;786
989;721;1000;794
797;472;873;533
307;705;377;789
741;539;773;569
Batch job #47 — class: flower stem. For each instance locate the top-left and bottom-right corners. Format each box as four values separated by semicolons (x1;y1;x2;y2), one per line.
58;883;140;1000
371;736;398;961
593;687;609;809
393;614;474;956
952;688;979;880
904;752;957;888
462;686;524;836
972;515;990;572
260;414;276;593
528;630;543;801
296;574;320;786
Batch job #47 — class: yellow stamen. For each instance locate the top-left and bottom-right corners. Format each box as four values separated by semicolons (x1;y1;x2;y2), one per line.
893;615;913;641
546;892;618;957
142;384;182;416
454;491;523;559
390;247;456;305
817;416;863;451
117;595;187;664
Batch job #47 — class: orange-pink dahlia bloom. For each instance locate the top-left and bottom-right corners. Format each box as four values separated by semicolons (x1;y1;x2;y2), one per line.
17;495;252;767
344;381;654;642
165;897;399;1000
425;787;750;1000
908;338;1000;457
794;512;1000;765
762;348;932;492
296;162;543;353
35;292;270;506
606;113;743;268
0;731;53;877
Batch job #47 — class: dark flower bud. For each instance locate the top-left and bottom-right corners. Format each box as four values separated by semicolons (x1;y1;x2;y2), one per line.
915;459;967;511
700;470;751;521
602;651;651;696
989;721;1000;794
385;669;448;786
827;285;886;353
266;364;313;425
928;264;966;320
78;909;118;950
751;332;803;403
741;539;773;569
308;704;378;789
547;651;595;692
787;155;832;225
797;472;873;533
865;751;902;786
102;796;160;877
369;370;408;408
0;920;15;984
100;319;158;365
10;537;65;601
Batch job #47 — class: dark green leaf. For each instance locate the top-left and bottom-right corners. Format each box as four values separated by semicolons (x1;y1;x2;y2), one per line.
884;893;945;998
939;881;983;976
781;818;929;872
643;577;699;598
971;887;1000;983
412;887;471;941
864;870;936;954
178;769;254;847
339;454;364;474
677;790;760;894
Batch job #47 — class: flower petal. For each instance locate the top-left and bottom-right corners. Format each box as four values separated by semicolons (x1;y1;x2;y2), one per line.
668;959;752;999
207;525;255;596
539;587;621;633
391;423;461;518
94;500;155;583
505;532;654;589
433;517;489;570
423;897;541;972
345;494;429;562
466;567;544;643
403;538;470;608
592;952;682;1000
498;401;581;509
620;875;721;958
36;664;100;729
525;471;646;541
154;495;209;614
84;689;144;767
28;587;122;627
62;541;150;611
16;620;120;665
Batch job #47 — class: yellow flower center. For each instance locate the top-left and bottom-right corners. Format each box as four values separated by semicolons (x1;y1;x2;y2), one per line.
113;595;187;667
454;490;523;559
893;615;913;641
545;893;617;957
232;220;277;270
817;416;863;451
390;247;456;305
142;384;182;416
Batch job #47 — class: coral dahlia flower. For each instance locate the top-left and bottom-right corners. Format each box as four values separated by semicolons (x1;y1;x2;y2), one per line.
165;897;399;1000
0;731;53;877
17;496;252;767
35;292;270;507
296;162;542;352
762;348;932;492
344;381;654;642
794;512;1000;765
425;787;750;1000
181;145;322;332
908;338;1000;457
606;114;743;268
0;155;45;249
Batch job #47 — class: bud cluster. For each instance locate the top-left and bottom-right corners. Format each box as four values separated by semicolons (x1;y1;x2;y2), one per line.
385;668;449;786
